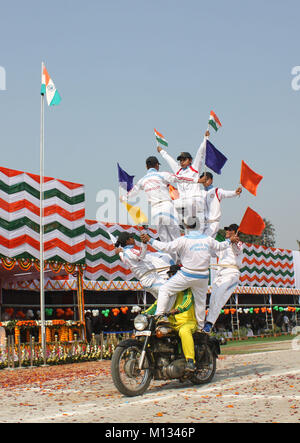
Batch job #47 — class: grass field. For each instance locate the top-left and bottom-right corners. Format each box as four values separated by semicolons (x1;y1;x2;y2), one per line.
219;334;294;355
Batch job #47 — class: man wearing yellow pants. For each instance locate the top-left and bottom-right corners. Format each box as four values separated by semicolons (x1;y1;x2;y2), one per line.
143;288;197;372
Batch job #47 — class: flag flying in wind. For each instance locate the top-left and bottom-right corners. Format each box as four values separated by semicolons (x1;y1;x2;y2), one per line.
122;201;148;225
41;63;62;106
168;184;179;200
118;163;135;192
118;164;147;224
238;207;265;236
208;111;222;132
205;140;227;174
240;160;263;196
154;129;168;147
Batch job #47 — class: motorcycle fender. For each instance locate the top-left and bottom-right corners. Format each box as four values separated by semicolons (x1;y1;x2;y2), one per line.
208;337;221;356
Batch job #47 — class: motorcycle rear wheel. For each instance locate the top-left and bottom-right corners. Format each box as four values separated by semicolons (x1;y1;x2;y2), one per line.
111;343;152;397
191;345;216;385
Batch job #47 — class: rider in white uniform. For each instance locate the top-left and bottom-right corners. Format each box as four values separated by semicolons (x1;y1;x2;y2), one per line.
141;230;239;330
120;156;202;244
201;172;242;238
204;224;243;332
115;232;174;298
157;132;209;229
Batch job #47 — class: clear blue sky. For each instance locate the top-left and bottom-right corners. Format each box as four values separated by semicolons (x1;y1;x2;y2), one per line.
0;0;299;249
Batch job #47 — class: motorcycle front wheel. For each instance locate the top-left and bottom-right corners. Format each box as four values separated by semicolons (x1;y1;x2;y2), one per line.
191;344;216;385
111;342;152;397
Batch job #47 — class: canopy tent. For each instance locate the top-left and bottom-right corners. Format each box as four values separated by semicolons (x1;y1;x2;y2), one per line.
0;164;299;302
84;219;159;281
0;166;85;264
0;166;86;332
84;220;300;291
3;219;299;294
3;277;300;295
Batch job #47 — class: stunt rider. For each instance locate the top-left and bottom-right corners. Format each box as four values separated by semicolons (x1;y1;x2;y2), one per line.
140;230;240;331
201;172;242;238
114;232;174;299
157;131;210;228
203;223;243;333
119;156;204;245
143;266;198;372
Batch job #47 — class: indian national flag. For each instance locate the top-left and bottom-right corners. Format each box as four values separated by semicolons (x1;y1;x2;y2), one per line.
41;62;62;106
208;110;222;132
154;128;168;147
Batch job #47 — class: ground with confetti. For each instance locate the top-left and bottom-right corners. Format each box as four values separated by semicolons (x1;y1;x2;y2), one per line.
0;339;299;423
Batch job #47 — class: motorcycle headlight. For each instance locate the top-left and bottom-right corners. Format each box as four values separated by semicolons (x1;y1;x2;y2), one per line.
134;314;149;331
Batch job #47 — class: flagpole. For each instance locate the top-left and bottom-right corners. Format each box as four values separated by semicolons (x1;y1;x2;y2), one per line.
40;61;46;364
204;117;211;176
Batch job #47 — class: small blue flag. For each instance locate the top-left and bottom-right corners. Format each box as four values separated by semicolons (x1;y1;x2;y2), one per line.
205;140;227;174
117;163;135;192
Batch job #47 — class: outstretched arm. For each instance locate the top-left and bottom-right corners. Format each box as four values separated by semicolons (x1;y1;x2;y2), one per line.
217;186;242;200
192;131;210;172
141;233;183;257
143;300;157;315
157;146;179;173
120;181;142;202
161;171;200;185
209;233;240;254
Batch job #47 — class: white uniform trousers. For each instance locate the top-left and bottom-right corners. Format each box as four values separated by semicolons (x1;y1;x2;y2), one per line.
141;272;169;299
203;220;220;238
174;196;205;232
151;201;181;243
155;270;209;329
206;272;240;325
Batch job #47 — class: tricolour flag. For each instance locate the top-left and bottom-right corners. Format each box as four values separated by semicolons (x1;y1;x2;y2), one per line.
240;160;263;196
41;63;62;106
154;128;168;147
208;110;222;132
238;207;265;236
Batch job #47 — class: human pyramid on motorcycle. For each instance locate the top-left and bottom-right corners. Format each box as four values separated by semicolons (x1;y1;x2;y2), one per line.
114;126;243;380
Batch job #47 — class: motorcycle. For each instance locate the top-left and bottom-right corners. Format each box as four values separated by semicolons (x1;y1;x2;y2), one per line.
111;313;220;397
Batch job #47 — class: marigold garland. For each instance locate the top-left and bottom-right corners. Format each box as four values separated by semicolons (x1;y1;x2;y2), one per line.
59;325;69;342
16;320;36;328
52;319;66;326
46;327;52;342
68;328;74;341
15;326;20;344
1;258;16;271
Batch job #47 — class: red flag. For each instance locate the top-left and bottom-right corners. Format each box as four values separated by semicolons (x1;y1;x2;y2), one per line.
169;184;179;200
238;207;265;236
240;160;263;196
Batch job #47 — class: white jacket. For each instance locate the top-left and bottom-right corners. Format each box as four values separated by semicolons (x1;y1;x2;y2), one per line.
119;244;174;281
119;243;151;281
120;168;199;205
205;186;238;222
213;239;244;277
149;231;231;278
159;136;208;200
